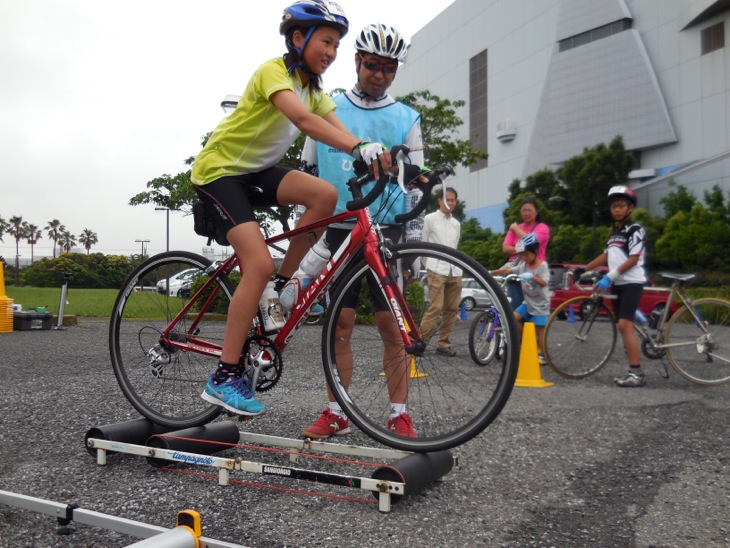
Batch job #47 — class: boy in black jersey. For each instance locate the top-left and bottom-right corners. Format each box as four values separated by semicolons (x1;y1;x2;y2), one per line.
584;186;648;387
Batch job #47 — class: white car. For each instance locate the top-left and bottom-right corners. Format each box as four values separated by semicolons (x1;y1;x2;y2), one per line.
156;268;199;297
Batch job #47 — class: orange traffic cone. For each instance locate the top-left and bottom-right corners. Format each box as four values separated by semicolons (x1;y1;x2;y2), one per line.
514;322;553;388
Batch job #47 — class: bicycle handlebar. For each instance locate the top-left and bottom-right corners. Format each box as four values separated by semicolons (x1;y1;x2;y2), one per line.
345;145;455;221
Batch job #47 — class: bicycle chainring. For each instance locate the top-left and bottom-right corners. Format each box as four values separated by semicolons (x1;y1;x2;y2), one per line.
242;336;283;392
641;337;665;360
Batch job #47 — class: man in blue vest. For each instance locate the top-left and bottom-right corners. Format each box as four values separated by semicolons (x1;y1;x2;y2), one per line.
299;23;426;439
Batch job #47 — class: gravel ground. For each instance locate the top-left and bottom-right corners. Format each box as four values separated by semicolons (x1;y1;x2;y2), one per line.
1;317;728;547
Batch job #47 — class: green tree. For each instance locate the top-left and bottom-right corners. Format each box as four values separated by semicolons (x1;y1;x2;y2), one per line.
45;219;66;258
659;180;697;218
654;204;730;271
0;215;8;243
79;228;99;255
396;90;487;169
59;230;76;253
25;223;42;263
553;135;635;226
458;217;494;266
8;215;26;281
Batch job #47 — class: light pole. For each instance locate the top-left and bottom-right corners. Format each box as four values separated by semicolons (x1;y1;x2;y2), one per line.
548;196;599;257
135;239;150;258
155;207;178;252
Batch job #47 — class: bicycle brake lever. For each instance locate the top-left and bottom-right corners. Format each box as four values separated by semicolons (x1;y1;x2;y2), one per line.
395;148;408;194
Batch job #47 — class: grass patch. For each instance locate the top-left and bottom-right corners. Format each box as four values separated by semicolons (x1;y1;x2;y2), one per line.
6;287;118;318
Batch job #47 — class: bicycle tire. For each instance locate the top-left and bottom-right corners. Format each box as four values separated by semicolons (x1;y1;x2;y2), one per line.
469;310;500;366
321;241;519;452
543;296;617;379
109;251;235;428
664;298;730;385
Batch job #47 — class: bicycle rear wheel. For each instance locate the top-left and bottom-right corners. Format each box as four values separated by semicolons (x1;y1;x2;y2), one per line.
109;251;235;428
664;298;730;385
543;296;617;379
321;241;519;452
469;310;501;366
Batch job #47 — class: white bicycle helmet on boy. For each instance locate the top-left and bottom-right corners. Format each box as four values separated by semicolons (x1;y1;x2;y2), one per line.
607;185;637;205
354;23;409;62
515;233;540;254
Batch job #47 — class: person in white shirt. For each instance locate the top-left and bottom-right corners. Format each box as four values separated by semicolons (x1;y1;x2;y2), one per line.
420;187;462;356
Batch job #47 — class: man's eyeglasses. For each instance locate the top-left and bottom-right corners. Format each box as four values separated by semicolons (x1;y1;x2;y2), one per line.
358;54;398;75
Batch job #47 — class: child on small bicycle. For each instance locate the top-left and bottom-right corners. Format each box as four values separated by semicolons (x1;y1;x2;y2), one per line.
583;185;647;387
190;1;393;416
491;234;550;363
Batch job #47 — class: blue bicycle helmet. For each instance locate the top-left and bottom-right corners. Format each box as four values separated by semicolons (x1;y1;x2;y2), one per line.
515;233;540;254
280;1;349;38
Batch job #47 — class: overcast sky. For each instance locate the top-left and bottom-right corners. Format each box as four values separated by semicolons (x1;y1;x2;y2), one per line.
0;0;454;261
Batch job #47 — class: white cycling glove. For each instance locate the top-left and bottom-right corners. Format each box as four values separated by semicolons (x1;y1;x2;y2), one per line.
352;142;385;166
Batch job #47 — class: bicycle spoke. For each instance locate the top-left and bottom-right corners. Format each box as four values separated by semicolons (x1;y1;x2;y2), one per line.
109;252;234;428
321;242;519;452
543;297;617;379
665;298;730;385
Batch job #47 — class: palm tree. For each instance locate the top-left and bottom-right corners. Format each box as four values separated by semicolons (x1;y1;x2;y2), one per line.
25;223;42;263
79;228;98;254
0;215;8;243
8;216;26;283
45;219;65;258
59;230;77;254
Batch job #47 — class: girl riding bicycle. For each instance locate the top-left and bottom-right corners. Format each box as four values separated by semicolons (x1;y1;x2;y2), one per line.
190;0;392;416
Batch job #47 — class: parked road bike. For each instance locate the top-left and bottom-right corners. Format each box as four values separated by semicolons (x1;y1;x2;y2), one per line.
542;271;730;385
109;147;519;452
468;274;518;366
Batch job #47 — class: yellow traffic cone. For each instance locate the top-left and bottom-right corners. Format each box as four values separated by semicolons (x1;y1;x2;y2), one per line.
380;355;429;379
0;262;14;333
514;322;553;388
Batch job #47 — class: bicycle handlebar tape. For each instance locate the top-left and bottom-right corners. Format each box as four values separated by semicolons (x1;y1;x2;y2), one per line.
514;322;554;388
371;450;454;507
85;418;175;457
145;421;241;468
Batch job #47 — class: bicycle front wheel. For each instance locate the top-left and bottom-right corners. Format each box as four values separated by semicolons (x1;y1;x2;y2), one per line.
664;298;730;385
109;251;235;428
321;241;519;452
469;310;501;366
543;296;617;379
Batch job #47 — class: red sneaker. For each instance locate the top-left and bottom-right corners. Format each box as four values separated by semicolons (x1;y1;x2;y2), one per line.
301;409;351;439
387;413;417;437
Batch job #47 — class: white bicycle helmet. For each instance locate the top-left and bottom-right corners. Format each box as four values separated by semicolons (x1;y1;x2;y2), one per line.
354;23;409;62
607;185;637;205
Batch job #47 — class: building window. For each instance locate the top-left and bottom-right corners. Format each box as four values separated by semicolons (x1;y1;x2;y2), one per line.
701;22;725;54
469;49;488;172
559;18;632;52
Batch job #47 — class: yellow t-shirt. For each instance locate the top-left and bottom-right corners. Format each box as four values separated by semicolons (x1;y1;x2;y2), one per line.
191;57;336;185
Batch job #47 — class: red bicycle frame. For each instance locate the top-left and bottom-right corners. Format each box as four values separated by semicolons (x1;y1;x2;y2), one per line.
159;203;420;359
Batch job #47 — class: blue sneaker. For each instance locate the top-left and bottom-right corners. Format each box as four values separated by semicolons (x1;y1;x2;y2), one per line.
201;375;266;416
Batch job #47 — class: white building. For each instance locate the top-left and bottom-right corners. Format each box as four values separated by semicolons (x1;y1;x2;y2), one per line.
390;0;730;232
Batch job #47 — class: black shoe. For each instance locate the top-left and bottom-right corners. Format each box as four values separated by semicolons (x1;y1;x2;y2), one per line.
436;347;457;357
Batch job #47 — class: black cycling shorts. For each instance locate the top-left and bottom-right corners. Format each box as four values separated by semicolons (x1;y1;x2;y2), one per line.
611;283;643;321
193;167;292;234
